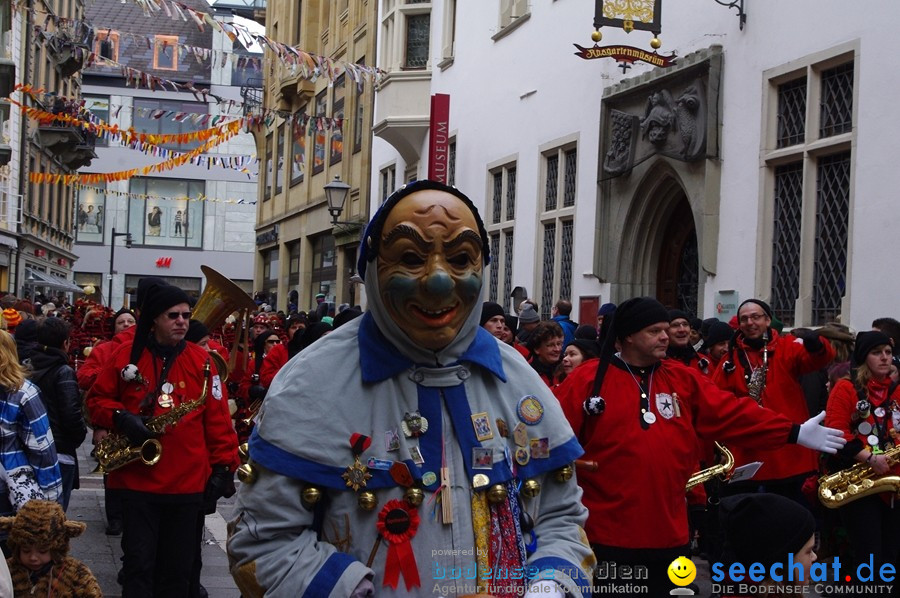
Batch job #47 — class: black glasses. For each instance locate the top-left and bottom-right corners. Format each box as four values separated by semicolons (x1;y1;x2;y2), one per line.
266;338;281;344
166;311;192;321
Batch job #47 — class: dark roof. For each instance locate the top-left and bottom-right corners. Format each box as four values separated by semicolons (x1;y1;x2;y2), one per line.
84;0;213;83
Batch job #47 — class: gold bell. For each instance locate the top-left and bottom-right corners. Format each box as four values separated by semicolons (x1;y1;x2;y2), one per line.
487;484;508;504
591;29;602;43
237;463;257;485
404;487;425;507
238;443;250;463
358;490;378;511
521;479;541;499
555;465;574;483
301;486;322;506
650;37;662;49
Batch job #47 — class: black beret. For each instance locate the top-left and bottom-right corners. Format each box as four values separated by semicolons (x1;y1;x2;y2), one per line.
186;320;210;344
705;321;735;347
668;309;691;324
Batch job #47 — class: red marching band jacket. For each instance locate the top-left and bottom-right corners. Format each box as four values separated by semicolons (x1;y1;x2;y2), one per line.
86;340;239;495
556;358;797;550
712;331;835;482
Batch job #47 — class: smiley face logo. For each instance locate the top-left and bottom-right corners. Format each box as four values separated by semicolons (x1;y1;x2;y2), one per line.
667;556;696;586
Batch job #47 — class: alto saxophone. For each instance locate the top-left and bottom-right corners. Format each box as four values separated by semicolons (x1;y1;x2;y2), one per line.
94;360;211;474
818;444;900;508
686;442;735;491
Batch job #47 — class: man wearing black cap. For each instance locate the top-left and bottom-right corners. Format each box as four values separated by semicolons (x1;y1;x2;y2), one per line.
555;296;845;597
712;298;835;502
86;280;239;598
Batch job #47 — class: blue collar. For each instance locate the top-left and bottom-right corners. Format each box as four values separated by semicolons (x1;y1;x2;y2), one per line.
358;312;506;383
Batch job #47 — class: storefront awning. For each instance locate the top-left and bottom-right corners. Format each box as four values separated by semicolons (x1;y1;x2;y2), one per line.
24;268;85;293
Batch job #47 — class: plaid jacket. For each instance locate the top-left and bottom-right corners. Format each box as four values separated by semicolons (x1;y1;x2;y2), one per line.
0;380;62;506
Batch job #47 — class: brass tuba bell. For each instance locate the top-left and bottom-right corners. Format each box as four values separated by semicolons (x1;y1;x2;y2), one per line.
193;265;257;332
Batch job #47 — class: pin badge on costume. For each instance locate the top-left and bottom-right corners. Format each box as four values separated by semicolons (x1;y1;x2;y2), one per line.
496;418;509;438
471;412;493;441
472;473;490;488
342;459;372;491
517;395;544;425
875;407;886;418
385;429;401;452
401;411;428;438
513;422;529;447
530;438;550;459
583;396;605;416
655;393;675;420
158;394;173;408
643;411;657;425
422;471;437;486
858;422;873;436
367;457;393;471
409;446;425;465
472;447;493;470
868;434;880;448
515;447;531;466
161;382;174;394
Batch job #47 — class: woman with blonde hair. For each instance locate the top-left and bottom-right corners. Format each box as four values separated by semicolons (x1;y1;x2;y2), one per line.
0;330;62;554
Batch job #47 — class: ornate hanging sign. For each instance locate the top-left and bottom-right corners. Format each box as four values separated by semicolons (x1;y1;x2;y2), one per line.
573;44;676;71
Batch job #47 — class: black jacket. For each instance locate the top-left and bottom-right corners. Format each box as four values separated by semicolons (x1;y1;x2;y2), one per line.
27;346;87;457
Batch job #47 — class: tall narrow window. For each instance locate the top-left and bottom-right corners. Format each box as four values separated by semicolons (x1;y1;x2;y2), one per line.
405;13;430;68
330;75;345;165
313;91;327;174
764;49;856;326
539;142;577;318
486;161;516;310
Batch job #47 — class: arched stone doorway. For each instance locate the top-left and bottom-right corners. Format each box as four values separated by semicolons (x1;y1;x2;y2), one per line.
656;195;698;313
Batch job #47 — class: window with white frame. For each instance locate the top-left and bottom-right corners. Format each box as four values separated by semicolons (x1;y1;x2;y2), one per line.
380;165;396;202
763;45;856;327
381;0;431;71
498;0;530;33
539;144;576;320
439;0;456;67
486;161;516;310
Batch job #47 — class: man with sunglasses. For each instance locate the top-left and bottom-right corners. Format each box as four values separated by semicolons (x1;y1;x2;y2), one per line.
86;280;239;598
712;298;835;503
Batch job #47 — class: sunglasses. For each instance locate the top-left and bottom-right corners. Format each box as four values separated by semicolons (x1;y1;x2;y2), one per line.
166;311;192;321
266;338;282;344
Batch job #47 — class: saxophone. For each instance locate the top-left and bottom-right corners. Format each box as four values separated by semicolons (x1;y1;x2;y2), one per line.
94;360;211;474
686;442;735;491
746;333;769;406
818;444;900;508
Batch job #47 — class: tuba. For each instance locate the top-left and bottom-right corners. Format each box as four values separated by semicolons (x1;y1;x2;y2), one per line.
818;444;900;508
193;265;257;378
686;442;735;491
95;361;211;474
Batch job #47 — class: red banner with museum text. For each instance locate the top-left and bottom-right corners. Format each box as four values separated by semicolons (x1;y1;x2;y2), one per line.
428;94;450;184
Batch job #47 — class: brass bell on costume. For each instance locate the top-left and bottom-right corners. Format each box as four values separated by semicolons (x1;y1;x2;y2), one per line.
555;465;574;483
237;462;257;485
302;486;322;507
358;491;378;511
404;487;424;507
521;479;541;499
487;484;508;504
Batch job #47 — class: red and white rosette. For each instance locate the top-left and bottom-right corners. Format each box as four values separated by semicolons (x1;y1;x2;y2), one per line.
376;499;421;591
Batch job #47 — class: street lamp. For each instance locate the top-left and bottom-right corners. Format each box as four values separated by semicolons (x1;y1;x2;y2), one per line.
324;175;352;226
108;227;133;307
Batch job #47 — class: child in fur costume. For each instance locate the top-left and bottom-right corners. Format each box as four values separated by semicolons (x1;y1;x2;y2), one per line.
0;500;102;597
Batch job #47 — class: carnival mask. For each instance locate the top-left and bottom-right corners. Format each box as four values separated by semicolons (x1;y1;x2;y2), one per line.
376;189;483;351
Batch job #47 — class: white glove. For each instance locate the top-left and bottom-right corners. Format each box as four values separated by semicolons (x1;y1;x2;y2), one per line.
349;578;374;598
524;579;564;598
797;411;846;454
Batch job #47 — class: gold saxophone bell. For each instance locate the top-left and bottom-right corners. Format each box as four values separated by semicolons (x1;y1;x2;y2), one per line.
686;442;735;491
139;438;162;466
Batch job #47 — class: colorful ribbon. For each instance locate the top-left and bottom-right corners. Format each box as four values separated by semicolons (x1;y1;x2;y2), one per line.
377;500;421;591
